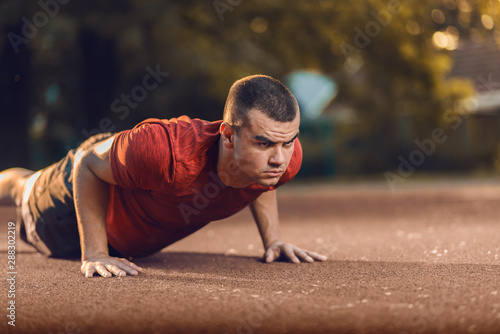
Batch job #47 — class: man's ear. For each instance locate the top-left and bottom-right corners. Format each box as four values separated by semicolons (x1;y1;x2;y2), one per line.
220;122;235;148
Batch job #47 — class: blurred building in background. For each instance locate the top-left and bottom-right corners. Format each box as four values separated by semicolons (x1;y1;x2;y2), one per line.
445;36;500;171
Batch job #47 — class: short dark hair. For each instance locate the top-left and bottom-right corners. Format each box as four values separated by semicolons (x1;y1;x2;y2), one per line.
223;75;299;129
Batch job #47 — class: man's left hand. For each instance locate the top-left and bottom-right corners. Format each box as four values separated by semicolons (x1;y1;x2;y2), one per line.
264;240;327;264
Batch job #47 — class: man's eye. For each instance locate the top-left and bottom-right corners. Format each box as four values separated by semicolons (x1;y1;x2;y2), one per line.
284;141;294;147
258;142;269;147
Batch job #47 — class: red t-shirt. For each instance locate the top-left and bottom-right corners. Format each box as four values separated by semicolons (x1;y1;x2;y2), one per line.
107;116;302;257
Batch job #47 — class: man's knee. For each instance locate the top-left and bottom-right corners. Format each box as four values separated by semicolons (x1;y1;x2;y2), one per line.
0;168;33;206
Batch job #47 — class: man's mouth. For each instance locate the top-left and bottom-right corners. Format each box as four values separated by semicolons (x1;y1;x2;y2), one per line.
264;170;284;177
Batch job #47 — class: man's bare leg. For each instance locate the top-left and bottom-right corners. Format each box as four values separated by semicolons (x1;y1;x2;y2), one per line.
0;168;34;207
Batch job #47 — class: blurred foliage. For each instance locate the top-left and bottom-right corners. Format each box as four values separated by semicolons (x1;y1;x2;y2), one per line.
0;0;499;172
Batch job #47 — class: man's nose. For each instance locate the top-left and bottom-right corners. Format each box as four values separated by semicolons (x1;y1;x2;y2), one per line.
269;146;286;166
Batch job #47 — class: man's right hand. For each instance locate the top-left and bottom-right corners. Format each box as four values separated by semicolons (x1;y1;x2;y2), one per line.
81;256;144;278
74;136;144;279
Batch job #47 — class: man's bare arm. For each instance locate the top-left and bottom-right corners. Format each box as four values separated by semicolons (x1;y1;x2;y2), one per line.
250;189;327;263
73;135;143;278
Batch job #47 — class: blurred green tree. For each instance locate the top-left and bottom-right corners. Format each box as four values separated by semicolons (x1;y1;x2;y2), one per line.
0;0;498;172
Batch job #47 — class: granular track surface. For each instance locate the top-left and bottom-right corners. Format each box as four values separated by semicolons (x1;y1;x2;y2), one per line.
1;178;499;334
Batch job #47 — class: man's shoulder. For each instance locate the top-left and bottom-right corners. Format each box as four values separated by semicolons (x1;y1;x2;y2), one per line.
110;116;222;190
130;116;222;155
134;116;222;187
133;116;222;134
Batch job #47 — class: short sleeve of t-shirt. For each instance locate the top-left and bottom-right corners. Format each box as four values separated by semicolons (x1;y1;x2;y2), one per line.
110;120;175;191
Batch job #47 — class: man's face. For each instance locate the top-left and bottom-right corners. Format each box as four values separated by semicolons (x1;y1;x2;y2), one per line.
231;109;300;187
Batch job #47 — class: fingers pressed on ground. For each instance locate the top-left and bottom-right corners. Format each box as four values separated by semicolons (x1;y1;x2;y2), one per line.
95;264;111;278
293;247;314;262
265;253;275;263
304;255;315;263
284;246;300;264
105;264;126;277
116;262;140;275
85;267;95;278
265;247;279;263
306;251;327;261
121;259;144;272
122;267;139;275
